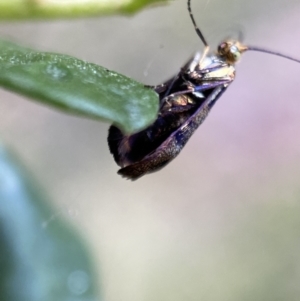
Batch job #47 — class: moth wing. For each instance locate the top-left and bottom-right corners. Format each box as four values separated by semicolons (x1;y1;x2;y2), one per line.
118;85;226;180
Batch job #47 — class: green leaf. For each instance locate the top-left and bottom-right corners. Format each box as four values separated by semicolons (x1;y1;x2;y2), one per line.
0;0;169;20
0;144;99;301
0;40;159;134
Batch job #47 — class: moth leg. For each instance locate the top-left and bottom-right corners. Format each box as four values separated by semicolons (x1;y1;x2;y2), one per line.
193;79;232;92
183;52;201;72
197;63;228;74
162;73;180;99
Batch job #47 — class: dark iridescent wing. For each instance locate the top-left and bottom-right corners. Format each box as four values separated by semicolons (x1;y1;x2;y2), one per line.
107;69;193;167
118;85;227;180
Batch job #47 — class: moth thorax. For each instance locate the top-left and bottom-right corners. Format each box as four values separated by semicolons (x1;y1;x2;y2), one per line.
217;40;248;64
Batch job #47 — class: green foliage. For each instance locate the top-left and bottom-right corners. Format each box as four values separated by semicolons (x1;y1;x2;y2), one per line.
0;145;99;301
0;40;159;134
0;0;168;20
0;1;165;299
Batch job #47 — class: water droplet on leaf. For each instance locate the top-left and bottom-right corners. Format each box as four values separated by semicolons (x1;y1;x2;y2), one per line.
45;63;70;80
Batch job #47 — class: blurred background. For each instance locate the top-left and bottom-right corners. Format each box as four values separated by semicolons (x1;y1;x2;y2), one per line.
1;0;300;300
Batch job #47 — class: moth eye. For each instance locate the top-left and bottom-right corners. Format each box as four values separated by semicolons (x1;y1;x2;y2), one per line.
230;45;238;53
230;46;241;61
217;42;228;54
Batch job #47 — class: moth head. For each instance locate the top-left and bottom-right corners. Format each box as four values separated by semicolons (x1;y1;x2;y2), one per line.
217;40;248;64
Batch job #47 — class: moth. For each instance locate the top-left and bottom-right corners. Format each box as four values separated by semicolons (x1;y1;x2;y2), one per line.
108;0;300;180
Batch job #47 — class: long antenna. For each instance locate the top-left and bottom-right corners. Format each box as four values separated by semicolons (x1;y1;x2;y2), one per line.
187;0;208;48
187;0;300;65
247;46;300;64
187;0;210;60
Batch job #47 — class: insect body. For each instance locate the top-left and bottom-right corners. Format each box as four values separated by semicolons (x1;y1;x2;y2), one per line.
108;0;300;180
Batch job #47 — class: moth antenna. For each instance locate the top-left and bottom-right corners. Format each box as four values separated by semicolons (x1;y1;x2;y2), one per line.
246;46;300;64
187;0;210;60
